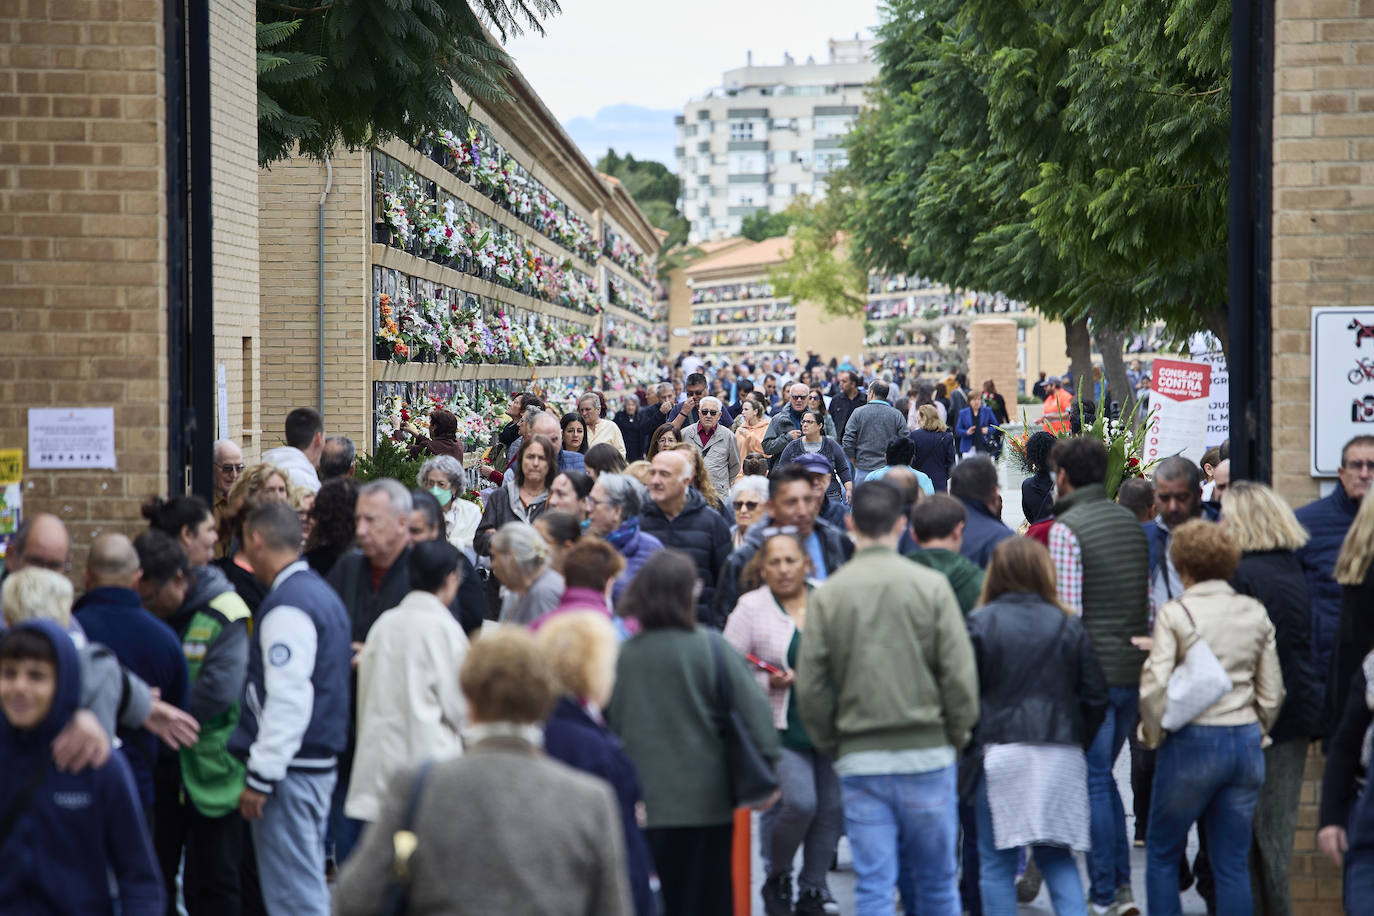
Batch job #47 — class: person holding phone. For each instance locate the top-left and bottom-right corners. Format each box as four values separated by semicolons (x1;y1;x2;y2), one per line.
723;531;841;916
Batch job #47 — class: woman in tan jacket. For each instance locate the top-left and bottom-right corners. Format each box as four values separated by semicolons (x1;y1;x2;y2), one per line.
1137;519;1284;916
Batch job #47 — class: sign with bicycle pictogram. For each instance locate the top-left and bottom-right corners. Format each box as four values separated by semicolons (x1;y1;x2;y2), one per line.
1312;308;1374;476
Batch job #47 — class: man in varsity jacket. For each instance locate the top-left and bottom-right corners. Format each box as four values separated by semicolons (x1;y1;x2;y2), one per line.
228;502;350;916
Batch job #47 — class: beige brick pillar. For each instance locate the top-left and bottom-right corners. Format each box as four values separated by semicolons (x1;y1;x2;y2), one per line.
968;319;1018;405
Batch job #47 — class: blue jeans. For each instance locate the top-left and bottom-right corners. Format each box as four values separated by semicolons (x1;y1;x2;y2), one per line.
760;747;844;891
841;766;960;916
1086;686;1138;906
974;777;1086;916
252;769;335;916
1145;724;1264;916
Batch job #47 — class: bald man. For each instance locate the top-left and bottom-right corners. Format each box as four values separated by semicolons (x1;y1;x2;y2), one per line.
75;533;190;816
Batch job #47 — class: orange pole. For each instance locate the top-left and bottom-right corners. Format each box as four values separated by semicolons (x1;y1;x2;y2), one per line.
732;808;751;916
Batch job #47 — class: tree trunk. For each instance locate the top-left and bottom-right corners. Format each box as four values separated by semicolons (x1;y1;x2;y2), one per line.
1064;317;1093;398
1093;326;1133;415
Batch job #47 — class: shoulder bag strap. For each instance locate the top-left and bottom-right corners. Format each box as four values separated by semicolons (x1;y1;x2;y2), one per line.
709;631;734;724
0;758;49;849
381;758;435;916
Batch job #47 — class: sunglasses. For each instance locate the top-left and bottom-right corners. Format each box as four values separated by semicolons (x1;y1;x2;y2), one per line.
699;409;720;416
1345;460;1374;472
732;500;760;512
218;463;246;474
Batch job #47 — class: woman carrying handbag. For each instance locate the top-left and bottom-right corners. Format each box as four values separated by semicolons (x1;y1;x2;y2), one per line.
1136;520;1285;916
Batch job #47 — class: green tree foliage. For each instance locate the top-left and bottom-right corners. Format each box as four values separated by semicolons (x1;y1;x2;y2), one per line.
770;195;868;320
739;209;794;242
257;0;559;167
842;0;1231;359
597;149;690;252
257;21;325;160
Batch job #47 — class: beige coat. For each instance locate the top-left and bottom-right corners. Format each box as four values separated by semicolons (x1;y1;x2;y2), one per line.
334;737;632;916
1138;579;1285;749
586;416;627;457
345;589;469;821
682;422;741;506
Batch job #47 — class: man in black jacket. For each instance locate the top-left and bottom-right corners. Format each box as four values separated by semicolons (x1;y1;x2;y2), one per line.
324;478;484;863
714;464;854;622
639;449;732;627
826;370;864;443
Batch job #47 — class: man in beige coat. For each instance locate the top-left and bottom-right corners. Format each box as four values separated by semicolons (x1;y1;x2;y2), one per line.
681;396;741;506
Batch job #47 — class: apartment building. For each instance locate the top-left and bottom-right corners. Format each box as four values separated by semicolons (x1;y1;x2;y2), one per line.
675;37;877;243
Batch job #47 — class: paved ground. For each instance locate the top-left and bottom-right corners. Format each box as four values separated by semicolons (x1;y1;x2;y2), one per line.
749;739;1209;915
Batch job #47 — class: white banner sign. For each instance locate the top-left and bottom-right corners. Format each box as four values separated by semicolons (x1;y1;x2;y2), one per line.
1312;307;1374;476
1143;358;1211;466
28;407;117;469
1188;333;1230;451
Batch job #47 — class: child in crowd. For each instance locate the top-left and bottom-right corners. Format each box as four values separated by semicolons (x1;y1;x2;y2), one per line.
0;620;164;914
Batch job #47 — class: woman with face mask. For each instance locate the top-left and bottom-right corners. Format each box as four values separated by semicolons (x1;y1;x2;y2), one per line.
419;455;481;560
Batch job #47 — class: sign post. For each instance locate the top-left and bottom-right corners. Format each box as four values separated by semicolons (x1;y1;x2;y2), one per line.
1311;308;1374;476
1143;358;1212;466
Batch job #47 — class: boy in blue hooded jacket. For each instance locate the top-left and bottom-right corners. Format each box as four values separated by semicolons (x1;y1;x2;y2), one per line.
0;619;164;915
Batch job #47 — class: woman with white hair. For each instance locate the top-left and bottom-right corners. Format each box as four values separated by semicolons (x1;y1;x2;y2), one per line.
681;395;740;507
728;475;770;549
491;522;564;626
586;473;663;604
418;454;481;558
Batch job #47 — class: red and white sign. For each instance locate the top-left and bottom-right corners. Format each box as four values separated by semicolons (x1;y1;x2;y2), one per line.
1144;358;1211;466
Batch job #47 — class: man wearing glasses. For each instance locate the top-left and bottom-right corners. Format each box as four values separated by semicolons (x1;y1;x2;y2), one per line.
666;372;733;431
762;384;814;464
1297;434;1374;702
213;439;245;559
681;396;741;505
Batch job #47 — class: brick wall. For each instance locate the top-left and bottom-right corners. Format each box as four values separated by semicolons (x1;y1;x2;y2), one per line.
0;0;168;569
968;319;1018;408
1271;1;1374;911
209;0;261;461
257;151;369;450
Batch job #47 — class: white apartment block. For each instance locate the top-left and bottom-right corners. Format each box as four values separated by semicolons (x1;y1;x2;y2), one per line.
675;37;878;243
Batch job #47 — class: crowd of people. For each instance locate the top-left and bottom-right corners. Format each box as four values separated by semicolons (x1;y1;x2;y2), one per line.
3;360;1374;916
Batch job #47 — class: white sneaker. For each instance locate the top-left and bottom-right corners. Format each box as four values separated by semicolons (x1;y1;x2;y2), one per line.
1087;904;1116;916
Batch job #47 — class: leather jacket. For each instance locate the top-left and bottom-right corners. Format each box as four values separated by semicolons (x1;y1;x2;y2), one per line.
967;592;1109;749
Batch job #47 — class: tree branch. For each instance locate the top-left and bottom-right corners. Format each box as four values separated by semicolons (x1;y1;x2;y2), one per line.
259;0;333;15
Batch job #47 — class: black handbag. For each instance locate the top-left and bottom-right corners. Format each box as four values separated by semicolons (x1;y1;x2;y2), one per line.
708;633;780;808
380;758;435;916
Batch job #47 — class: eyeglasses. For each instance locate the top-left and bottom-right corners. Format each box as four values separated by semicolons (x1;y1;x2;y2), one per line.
733;500;761;512
586;496;613;509
699;409;720;416
761;525;800;538
218;463;246;474
1344;459;1374;472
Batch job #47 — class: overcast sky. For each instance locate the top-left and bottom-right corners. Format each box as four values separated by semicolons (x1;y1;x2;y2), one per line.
503;0;881;125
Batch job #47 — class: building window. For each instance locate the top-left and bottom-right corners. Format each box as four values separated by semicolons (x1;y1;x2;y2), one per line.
729;120;754;141
729;152;766;173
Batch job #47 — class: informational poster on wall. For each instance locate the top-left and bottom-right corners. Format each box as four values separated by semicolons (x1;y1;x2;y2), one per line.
28;407;117;469
0;448;21;561
1188;333;1230;451
1311;307;1374;476
1143;358;1211;466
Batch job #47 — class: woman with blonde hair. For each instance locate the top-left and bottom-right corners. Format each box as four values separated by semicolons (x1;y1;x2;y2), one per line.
1325;485;1374;747
536;612;654;916
1139;519;1284;916
335;627;633;914
966;537;1108;915
910;403;956;493
1221;481;1322;915
215;462;289;611
668;441;724;513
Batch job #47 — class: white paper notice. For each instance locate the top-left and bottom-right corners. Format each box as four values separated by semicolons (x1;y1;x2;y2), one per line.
217;364;229;442
1143;358;1211;466
28;407;117;469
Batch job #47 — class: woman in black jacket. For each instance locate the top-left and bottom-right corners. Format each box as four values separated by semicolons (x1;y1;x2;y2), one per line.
1222;481;1325;916
967;538;1108;915
909;404;956;493
1020;431;1057;526
1318;657;1374;911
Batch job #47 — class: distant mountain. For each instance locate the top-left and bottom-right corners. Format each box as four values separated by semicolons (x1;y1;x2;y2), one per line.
564;105;678;167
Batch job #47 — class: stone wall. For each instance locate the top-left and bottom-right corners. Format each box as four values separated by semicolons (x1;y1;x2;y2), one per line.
1271;1;1374;912
0;0;168;567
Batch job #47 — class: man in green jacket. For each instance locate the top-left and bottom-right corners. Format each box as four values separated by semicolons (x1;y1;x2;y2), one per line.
905;494;985;616
796;479;978;916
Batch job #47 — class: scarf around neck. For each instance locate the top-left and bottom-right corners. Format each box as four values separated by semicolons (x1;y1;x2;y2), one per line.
606;516;639;551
